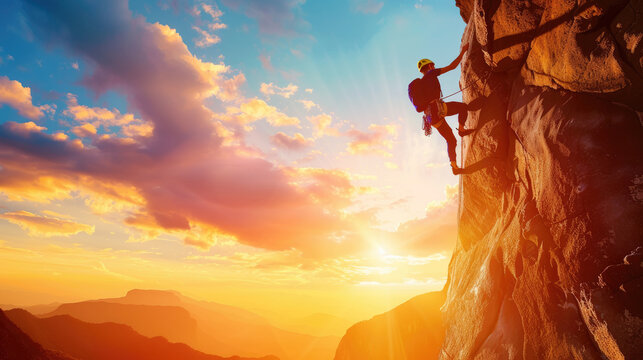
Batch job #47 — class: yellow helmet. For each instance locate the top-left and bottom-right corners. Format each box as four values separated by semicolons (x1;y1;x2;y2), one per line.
417;58;434;72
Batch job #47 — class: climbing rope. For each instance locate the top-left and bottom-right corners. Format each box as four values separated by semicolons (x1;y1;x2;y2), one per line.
440;68;493;101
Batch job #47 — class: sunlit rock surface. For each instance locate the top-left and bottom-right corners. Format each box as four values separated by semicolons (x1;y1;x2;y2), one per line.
442;0;643;359
334;291;445;360
336;1;642;359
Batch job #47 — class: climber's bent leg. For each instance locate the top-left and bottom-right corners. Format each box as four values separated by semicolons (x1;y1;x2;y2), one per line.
446;101;473;136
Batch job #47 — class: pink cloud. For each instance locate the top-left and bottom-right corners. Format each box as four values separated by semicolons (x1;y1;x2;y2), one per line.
0;210;94;237
352;0;384;14
345;124;397;157
259;54;274;71
308;113;341;138
220;98;300;127
260;82;298;98
2;0;364;258
221;0;307;36
392;185;459;255
271;132;312;150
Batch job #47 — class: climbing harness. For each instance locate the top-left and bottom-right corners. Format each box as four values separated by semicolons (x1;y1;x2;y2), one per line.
422;99;448;136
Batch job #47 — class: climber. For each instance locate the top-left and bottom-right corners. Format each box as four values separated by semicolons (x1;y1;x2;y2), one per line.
408;43;473;175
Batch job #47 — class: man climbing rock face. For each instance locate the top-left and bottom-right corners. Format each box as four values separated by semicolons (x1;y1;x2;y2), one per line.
408;43;473;175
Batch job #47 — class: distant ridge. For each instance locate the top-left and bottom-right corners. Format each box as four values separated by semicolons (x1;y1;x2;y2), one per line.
0;309;72;360
40;289;340;360
6;308;278;360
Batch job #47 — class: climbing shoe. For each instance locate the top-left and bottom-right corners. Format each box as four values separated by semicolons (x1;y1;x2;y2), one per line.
458;127;475;137
451;161;463;175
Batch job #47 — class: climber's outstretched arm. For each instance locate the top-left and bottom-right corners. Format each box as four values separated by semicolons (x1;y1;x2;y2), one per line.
436;43;469;76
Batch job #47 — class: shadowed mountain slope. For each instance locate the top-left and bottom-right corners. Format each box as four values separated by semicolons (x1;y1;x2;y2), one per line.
0;309;72;360
6;308;278;360
45;301;198;345
46;289;339;360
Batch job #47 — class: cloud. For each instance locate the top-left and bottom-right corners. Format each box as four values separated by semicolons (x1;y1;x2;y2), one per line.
191;2;227;47
345;123;397;157
0;210;94;237
260;82;298;98
351;0;384;14
63;94;120;123
0;76;48;120
221;0;307;36
392;185;459;255
193;26;221;47
63;94;153;137
308;113;341;138
220;98;300;127
120;122;154;138
201;3;223;20
71;123;98;138
297;99;319;111
4;0;370;259
271;132;312;150
218;72;246;102
290;48;304;58
259;53;274;71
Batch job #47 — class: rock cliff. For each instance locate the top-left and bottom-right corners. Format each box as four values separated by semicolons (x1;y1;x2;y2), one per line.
442;0;643;359
335;1;642;359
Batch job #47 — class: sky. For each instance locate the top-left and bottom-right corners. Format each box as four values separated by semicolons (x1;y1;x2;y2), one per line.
0;0;466;322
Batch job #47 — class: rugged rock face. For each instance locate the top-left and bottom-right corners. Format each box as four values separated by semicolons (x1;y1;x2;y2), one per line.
333;2;641;359
334;291;445;360
442;0;643;359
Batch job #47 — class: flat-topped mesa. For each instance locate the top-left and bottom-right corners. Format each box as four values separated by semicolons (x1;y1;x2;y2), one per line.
441;0;643;359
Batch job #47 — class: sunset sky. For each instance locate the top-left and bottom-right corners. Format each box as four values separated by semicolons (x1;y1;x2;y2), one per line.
0;0;465;322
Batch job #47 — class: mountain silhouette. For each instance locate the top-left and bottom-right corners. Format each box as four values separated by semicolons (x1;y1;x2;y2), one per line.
0;309;72;360
6;308;278;360
45;301;198;345
44;289;339;360
334;291;445;360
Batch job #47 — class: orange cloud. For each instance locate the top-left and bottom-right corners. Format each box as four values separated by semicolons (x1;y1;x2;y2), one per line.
297;99;319;111
63;94;154;138
71;123;98;138
0;211;94;237
218;73;246;102
260;82;298;98
193;26;222;47
308;113;341;138
392;185;458;255
221;98;300;127
6;1;382;260
120;122;154;138
346;123;397;157
192;1;227;49
0;76;47;120
271;132;313;150
63;94;120;122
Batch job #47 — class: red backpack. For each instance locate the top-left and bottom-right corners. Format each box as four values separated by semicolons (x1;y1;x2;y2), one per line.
408;71;441;112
